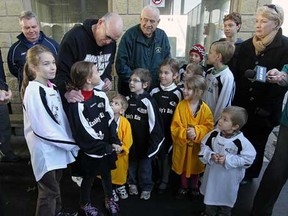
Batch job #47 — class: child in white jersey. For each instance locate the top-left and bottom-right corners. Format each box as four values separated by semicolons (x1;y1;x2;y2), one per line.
21;45;79;216
199;106;256;216
203;41;235;124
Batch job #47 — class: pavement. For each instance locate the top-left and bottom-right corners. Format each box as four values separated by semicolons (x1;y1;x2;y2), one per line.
0;131;287;216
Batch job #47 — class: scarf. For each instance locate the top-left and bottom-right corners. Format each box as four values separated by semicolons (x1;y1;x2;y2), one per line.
252;29;278;55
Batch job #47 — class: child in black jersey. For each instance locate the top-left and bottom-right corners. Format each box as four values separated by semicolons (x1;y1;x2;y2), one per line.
66;61;122;216
150;58;183;194
126;68;164;200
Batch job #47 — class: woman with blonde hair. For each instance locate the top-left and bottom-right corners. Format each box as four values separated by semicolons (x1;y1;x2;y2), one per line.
233;4;288;183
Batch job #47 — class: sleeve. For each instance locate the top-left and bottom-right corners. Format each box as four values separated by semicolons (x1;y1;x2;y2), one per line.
198;131;217;165
170;103;188;147
23;88;78;151
7;46;20;78
193;105;214;143
163;33;171;59
55;33;79;96
119;117;133;155
214;73;235;122
224;138;256;170
115;32;133;82
143;97;165;158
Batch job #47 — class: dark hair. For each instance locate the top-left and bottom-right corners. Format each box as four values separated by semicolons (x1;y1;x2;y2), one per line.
223;12;242;32
67;61;95;91
211;41;235;64
131;68;152;91
21;45;52;99
112;94;129;111
223;106;248;130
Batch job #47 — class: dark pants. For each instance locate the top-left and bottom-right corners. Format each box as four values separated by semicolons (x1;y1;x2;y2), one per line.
80;170;113;205
241;120;273;178
117;80;130;97
128;158;153;191
0;104;12;155
205;205;231;216
36;169;63;216
251;124;288;216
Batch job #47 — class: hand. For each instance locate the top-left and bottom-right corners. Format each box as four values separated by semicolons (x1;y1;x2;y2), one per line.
266;69;287;83
112;144;122;154
64;90;84;103
0;89;12;104
102;78;112;92
211;153;220;162
187;127;196;140
217;155;226;165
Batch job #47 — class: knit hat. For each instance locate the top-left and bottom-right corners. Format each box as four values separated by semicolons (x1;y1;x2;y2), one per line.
189;44;206;61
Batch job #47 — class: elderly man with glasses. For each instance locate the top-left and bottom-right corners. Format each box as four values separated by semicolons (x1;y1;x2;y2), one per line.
116;5;171;96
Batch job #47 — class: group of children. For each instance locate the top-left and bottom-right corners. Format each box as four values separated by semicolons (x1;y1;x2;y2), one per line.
21;41;256;216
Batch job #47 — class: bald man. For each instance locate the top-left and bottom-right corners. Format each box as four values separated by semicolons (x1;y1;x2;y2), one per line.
55;12;124;103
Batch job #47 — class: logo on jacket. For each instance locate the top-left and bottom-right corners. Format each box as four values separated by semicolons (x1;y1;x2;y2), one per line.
98;102;105;108
137;108;147;114
155;47;162;53
84;53;111;76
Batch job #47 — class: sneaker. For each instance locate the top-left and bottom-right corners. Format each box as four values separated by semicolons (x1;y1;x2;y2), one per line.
112;189;119;202
140;191;151;200
157;182;167;195
128;184;138;195
81;203;103;216
105;197;120;216
71;176;83;187
176;188;188;200
116;186;128;199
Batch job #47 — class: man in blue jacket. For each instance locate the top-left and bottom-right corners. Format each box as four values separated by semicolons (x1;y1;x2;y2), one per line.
7;10;59;90
116;5;171;96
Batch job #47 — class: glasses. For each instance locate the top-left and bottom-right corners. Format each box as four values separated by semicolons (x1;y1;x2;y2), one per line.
104;21;117;43
128;78;142;83
264;4;278;14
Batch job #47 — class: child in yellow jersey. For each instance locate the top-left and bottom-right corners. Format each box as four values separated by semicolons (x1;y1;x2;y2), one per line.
171;75;214;200
110;94;133;201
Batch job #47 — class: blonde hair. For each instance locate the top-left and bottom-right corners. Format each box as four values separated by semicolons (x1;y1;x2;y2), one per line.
211;41;235;64
184;75;206;99
257;4;284;29
112;94;129;111
186;63;203;76
21;45;52;99
223;106;248;130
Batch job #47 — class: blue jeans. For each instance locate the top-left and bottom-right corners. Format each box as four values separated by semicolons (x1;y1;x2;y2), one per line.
128;158;153;191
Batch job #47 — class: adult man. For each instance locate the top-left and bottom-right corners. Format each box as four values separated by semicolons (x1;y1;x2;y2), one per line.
7;11;59;90
0;50;19;162
116;5;171;96
55;12;123;103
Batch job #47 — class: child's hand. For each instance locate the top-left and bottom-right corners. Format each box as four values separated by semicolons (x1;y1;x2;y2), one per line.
112;144;122;154
218;155;226;165
187;127;196;140
211;153;220;162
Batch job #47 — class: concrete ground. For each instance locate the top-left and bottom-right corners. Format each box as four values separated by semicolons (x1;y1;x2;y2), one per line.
0;130;287;216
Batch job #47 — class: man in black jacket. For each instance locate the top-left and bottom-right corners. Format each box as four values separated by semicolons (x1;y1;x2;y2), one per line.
0;49;20;162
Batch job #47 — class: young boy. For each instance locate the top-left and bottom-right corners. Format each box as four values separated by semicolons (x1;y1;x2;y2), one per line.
126;68;164;200
203;40;235;124
110;94;133;201
199;106;256;216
